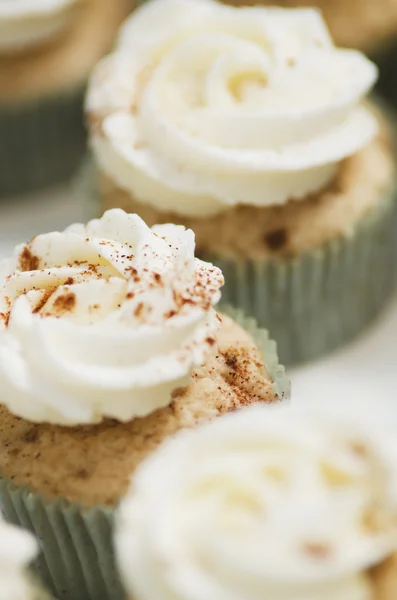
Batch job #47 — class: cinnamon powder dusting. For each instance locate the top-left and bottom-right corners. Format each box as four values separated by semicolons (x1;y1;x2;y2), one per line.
53;293;76;314
18;246;40;272
134;302;144;318
223;348;254;407
0;312;9;327
33;289;56;314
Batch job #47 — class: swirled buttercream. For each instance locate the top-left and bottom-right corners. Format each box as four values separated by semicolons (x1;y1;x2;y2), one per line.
0;0;80;52
86;0;378;217
0;518;37;600
116;404;397;600
0;209;223;425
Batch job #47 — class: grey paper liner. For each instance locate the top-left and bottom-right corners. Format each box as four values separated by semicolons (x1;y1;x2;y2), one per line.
0;306;289;600
201;187;397;366
0;86;87;197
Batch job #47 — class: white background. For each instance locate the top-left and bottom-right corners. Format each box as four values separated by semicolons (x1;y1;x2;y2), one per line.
1;183;396;419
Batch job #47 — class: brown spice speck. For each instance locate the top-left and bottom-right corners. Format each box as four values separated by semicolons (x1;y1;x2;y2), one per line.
53;293;76;314
171;387;187;400
302;542;332;559
349;441;369;458
23;427;38;444
76;469;89;480
134;303;144;318
19;246;40;272
0;312;10;327
264;229;288;251
33;288;56;314
225;353;238;371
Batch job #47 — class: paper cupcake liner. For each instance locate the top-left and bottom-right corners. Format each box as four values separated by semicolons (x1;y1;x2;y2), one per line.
201;187;397;366
0;86;87;197
0;306;289;600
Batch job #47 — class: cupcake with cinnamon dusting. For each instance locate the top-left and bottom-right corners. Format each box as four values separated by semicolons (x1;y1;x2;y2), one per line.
86;0;397;365
0;208;288;600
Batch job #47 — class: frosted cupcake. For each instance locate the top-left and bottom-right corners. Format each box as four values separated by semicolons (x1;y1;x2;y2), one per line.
0;0;133;196
0;208;288;600
85;0;397;365
0;516;51;600
116;403;397;600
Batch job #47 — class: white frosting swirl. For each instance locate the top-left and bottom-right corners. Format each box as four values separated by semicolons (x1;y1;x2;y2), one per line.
0;518;37;600
0;209;223;426
87;0;378;217
116;405;397;600
0;0;80;52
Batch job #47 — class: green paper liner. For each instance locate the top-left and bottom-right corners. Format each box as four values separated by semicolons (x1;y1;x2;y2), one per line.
201;187;397;366
0;86;87;197
0;306;289;600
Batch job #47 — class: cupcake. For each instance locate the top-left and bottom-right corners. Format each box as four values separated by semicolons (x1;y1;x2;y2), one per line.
0;0;133;196
0;516;51;600
85;0;397;366
0;208;289;600
116;402;397;600
220;0;397;53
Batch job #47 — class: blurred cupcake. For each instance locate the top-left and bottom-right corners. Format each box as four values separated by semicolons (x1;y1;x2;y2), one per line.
85;0;397;366
0;516;50;600
221;0;397;53
116;402;397;600
0;208;288;600
0;0;133;196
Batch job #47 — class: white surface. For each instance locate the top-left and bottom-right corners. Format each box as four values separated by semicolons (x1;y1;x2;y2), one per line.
0;183;396;420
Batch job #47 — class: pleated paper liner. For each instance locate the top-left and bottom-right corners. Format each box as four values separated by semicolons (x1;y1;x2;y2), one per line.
200;185;397;366
0;306;290;600
0;85;87;197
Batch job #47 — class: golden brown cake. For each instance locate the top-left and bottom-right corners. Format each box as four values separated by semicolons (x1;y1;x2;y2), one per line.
373;555;397;600
0;313;278;508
